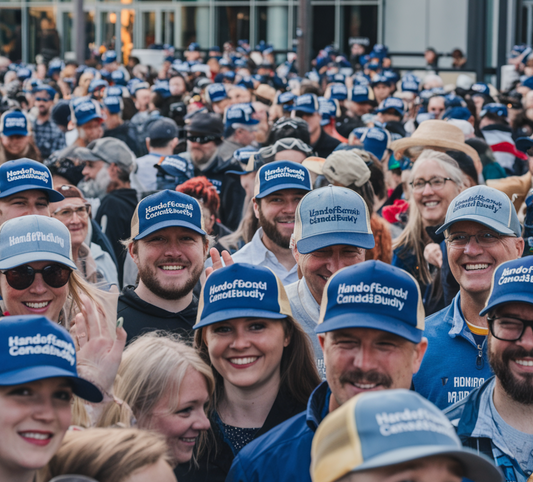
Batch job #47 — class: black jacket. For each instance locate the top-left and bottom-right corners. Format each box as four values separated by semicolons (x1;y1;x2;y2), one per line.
104;121;145;157
312;128;342;158
95;188;138;287
174;389;307;482
196;156;246;232
118;286;198;343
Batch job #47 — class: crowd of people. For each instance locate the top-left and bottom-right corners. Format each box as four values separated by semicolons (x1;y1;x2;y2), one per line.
2;38;533;482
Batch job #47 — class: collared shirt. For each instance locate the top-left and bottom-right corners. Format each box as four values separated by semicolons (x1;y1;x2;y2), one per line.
231;228;298;286
285;278;325;379
33;118;66;159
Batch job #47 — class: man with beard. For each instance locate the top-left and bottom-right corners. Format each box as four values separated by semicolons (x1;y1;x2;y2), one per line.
446;256;533;481
231;160;312;285
226;261;428;482
413;186;524;410
32;85;66;159
118;190;208;342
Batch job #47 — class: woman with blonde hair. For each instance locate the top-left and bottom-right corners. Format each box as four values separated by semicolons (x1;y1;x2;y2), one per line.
97;332;214;468
392;149;464;314
41;428;176;482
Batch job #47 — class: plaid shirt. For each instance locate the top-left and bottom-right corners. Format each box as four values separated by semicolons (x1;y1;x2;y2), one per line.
33;118;66;159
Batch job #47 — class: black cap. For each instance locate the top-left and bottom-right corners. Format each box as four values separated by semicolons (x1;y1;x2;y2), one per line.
51;100;71;128
147;118;179;141
184;113;224;137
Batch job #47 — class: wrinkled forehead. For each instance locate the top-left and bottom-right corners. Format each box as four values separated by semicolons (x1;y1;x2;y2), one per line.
446;220;496;234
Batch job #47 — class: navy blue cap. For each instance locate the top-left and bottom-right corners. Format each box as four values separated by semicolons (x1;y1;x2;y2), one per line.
225;103;259;127
515;137;533;153
480;256;533;316
353;74;371;86
350;85;375;103
470;82;490;96
375;97;404;116
480;103;508;118
293;93;319;114
255;160;312;199
195;263;292;329
131;190;206;240
0;159;64;202
277;91;296;110
103;96;122;114
33;85;57;100
328;83;348;101
442;106;472;121
88;79;108;93
0;315;102;402
206;83;227;103
188;42;200;51
371;44;388;59
383;70;399;84
522;76;533;90
153;81;171;99
371;75;390;86
444;93;464;108
350;127;368;140
319;97;339;125
73;100;103;126
147;117;179;140
401;76;420;93
316;261;424;343
111;69;127;86
102;50;117;64
99;69;112;81
17;67;32;81
156;155;193;186
234;146;258;164
361;127;391;160
237;77;254;90
1;111;29;137
105;86;124;98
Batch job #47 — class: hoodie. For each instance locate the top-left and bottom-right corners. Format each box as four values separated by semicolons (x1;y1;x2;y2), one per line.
118;286;198;343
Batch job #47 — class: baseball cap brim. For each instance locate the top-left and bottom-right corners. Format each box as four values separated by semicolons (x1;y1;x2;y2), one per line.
255;184;311;199
0;365;103;403
77;112;103;126
364;145;387;160
435;215;517;236
133;219;206;240
315;312;422;343
0;251;77;271
349;445;502;482
195;309;286;330
0;184;64;203
297;232;375;254
294;107;317;114
480;293;533;316
4;127;29;137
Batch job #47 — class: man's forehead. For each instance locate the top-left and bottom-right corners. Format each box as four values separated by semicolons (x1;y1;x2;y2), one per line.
328;327;409;342
494;301;533;318
447;220;494;233
1;189;49;203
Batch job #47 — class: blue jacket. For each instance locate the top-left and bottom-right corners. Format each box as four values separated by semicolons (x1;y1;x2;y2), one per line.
226;382;330;482
413;293;493;410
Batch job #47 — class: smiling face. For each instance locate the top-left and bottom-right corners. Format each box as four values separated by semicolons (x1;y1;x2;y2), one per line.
130;226;208;301
447;221;524;298
294;245;366;304
0;260;70;322
1;134;30;156
0;190;50;225
411;160;460;227
319;328;427;411
0;378;72;479
204;318;290;391
146;368;210;465
51;198;89;252
488;302;533;404
254;189;307;249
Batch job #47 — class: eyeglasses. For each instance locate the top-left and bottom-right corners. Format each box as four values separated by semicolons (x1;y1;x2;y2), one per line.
1;264;72;290
487;315;533;341
53;204;91;220
186;135;218;144
34;97;52;102
445;232;506;248
410;176;453;192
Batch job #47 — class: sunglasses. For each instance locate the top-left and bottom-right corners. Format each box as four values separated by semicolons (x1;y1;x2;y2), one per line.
187;135;219;144
1;264;72;290
34;97;52;102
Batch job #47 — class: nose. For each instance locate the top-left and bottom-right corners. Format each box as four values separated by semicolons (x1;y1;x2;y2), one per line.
29;274;49;294
193;408;211;432
518;326;533;350
463;235;484;256
229;331;252;351
352;343;378;372
32;394;56;424
82;165;90;177
421;181;435;196
326;252;344;274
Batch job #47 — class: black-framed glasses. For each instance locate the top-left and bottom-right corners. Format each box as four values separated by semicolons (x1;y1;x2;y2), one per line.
186;135;218;144
487;315;533;341
409;176;453;192
445;232;506;248
1;264;72;290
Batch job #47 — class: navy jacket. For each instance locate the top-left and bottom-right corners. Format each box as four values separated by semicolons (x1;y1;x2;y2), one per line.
226;382;330;482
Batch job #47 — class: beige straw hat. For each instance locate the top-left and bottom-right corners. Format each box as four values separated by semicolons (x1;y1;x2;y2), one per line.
390;120;482;173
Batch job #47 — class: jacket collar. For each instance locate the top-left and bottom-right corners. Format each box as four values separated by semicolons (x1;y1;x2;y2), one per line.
306;381;330;432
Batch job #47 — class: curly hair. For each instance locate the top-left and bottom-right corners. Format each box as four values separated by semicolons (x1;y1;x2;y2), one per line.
176;176;220;215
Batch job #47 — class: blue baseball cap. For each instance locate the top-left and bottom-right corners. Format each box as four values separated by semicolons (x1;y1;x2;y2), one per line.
131;190;206;240
103;96;122;114
277;92;296;111
0;215;76;270
327;73;346;84
383;70;399;85
350;85;375;104
111;69;127;86
206;83;227;103
442;106;472;121
105;86;124;98
73;100;103;126
480;256;533;316
1;110;29;137
153;81;171;99
17;67;32;81
233;146;258;165
480;103;508;118
311;389;502;482
371;75;390;86
522;76;533;90
328;83;348;101
375;97;404;117
255;160;312;199
470;82;490;96
102;50;117;64
293;93;320;114
188;42;200;51
99;69;111;82
350;127;368;140
33;85;57;101
237;77;254;90
225;103;259;127
516;137;533;153
294;186;374;254
436;185;521;236
156;155;193;188
0;159;64;202
88;79;108;93
318;98;339;126
315;260;424;342
401;76;420;93
195;263;293;329
361;127;391;160
353;74;370;86
444;92;465;108
0;315;102;402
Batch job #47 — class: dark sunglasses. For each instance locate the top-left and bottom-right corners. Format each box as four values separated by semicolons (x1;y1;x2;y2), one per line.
186;135;218;144
1;264;72;290
34;97;52;102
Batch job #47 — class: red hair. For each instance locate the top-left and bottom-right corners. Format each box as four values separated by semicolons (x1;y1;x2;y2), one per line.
176;176;220;215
